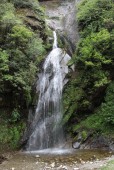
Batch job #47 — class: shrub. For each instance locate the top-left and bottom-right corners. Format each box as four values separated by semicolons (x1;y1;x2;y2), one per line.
63;0;114;134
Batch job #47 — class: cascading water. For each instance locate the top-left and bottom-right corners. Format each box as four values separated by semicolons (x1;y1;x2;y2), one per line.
27;31;66;151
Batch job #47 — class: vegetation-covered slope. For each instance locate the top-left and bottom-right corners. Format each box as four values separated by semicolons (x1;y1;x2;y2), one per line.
1;0;114;150
0;0;49;149
63;0;114;137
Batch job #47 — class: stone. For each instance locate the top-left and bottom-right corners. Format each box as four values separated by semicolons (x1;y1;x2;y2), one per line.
100;164;103;167
11;168;15;170
57;165;63;169
45;167;51;169
109;143;114;151
50;162;55;168
72;142;81;149
35;155;40;158
90;162;93;164
62;166;68;170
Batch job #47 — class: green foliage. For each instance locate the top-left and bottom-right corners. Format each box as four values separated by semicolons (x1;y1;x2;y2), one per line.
11;0;37;8
0;0;49;150
81;130;87;140
63;79;87;124
98;82;114;126
0;0;47;110
0;50;9;72
72;82;114;135
0;120;25;149
26;38;45;58
0;49;9;92
9;124;24;148
63;0;114;135
11;25;33;43
0;2;21;32
77;0;114;35
10;108;20;123
11;0;44;13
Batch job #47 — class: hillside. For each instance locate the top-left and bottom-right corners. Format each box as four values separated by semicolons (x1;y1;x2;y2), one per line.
63;0;114;149
0;0;114;151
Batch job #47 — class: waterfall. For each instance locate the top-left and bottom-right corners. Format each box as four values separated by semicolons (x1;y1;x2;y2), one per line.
53;31;58;49
27;31;65;151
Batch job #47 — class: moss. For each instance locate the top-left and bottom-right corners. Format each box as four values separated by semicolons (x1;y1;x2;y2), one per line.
81;130;88;141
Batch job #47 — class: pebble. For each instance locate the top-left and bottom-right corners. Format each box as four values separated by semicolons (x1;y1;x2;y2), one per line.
45;167;51;169
35;155;40;158
100;164;103;167
74;161;77;164
11;168;15;170
90;161;93;164
56;165;68;170
57;165;63;169
73;168;79;170
62;165;68;170
82;161;85;164
51;162;55;168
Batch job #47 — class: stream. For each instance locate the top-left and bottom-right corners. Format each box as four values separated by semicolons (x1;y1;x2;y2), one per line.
0;150;114;170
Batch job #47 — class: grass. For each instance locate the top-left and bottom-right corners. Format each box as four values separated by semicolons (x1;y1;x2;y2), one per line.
100;160;114;170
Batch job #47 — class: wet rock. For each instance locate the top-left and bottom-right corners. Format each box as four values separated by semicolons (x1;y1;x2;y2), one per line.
74;132;114;151
72;134;82;149
72;142;81;149
109;143;114;151
60;51;74;85
90;136;109;149
63;1;79;46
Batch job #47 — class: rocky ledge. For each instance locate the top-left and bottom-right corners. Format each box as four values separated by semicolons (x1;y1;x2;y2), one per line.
72;132;114;151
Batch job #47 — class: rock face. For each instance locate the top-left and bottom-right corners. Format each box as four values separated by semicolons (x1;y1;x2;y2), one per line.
40;0;79;54
60;51;73;85
72;131;114;151
16;8;47;40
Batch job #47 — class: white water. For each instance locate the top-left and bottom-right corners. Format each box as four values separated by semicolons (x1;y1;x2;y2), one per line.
25;148;74;155
53;31;58;49
27;31;65;151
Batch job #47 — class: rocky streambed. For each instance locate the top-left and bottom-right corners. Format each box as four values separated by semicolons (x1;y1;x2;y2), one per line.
0;150;114;170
